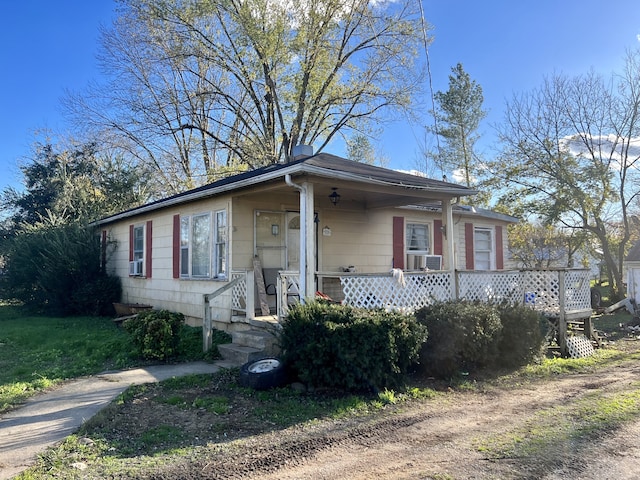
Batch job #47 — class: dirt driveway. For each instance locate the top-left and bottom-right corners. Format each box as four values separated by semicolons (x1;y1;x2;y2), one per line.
157;344;640;480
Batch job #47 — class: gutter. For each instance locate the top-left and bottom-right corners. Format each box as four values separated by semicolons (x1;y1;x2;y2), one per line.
284;174;307;304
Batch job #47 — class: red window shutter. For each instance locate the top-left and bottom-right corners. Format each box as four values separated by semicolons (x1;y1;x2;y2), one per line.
495;225;504;270
101;230;107;271
145;221;153;278
433;219;443;256
392;216;404;269
465;223;474;269
129;224;134;262
173;215;180;279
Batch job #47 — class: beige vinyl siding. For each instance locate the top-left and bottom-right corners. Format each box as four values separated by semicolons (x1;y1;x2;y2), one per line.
107;197;232;326
318;209;392;273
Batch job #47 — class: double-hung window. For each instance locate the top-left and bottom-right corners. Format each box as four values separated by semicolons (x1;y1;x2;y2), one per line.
133;225;145;262
214;210;227;277
474;227;493;270
406;223;430;254
180;210;227;279
129;223;147;277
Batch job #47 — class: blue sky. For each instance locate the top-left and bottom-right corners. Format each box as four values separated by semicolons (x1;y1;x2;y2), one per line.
1;0;639;192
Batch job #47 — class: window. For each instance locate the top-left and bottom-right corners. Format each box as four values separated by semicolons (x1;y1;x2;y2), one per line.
180;210;228;279
474;227;493;270
214;210;227;277
129;223;150;277
406;223;430;253
133;225;144;262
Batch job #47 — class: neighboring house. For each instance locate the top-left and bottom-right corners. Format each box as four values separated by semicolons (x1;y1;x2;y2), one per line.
94;151;517;331
625;240;640;305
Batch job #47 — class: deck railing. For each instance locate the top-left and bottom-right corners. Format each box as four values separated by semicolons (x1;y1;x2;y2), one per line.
222;268;592;321
334;268;592;319
338;271;454;311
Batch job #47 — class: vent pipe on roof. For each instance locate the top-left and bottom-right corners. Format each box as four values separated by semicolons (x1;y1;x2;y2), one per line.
291;145;313;160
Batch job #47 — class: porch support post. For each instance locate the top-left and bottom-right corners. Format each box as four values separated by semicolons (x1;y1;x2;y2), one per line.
303;182;315;301
285;174;314;303
442;198;457;299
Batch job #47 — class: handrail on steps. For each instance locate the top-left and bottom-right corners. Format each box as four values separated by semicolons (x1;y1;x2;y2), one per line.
203;276;242;352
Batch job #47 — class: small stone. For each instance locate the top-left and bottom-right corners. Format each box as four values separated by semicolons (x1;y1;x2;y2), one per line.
71;462;88;471
78;437;95;447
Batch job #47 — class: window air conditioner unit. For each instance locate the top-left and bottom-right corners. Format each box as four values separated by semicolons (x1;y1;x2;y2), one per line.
406;254;442;271
129;260;144;276
424;254;442;270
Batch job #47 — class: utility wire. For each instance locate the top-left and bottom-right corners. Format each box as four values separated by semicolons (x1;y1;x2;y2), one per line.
418;0;445;180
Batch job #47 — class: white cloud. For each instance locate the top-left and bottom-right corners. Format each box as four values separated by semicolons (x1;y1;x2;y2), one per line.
560;134;640;170
637;34;640;42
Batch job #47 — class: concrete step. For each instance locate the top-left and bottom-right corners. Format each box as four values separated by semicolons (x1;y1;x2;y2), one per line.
248;317;281;330
232;330;279;355
217;343;263;366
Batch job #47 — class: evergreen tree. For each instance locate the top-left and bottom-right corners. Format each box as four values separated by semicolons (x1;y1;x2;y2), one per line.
431;63;486;188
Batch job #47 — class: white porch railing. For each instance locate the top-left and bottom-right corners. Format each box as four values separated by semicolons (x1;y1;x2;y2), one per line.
277;271;300;318
338;269;592;318
226;269;300;319
230;270;254;319
217;268;592;322
339;271;453;310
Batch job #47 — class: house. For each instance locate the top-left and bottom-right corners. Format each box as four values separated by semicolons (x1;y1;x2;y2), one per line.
94;151;518;341
625;240;640;307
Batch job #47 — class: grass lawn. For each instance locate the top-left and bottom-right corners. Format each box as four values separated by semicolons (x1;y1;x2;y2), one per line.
0;303;228;414
0;303;144;413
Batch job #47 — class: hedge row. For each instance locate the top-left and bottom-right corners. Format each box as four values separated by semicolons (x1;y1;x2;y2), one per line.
280;300;547;389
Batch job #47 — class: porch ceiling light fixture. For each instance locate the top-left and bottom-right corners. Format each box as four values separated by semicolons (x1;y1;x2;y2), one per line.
329;187;341;206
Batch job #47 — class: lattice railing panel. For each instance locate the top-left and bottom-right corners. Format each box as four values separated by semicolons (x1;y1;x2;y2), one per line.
340;269;591;317
340;272;453;311
564;270;591;312
457;271;522;304
278;272;300;318
231;271;247;312
520;270;561;316
227;268;591;320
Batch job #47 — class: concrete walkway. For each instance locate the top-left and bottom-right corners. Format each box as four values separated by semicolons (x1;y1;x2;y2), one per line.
0;361;230;479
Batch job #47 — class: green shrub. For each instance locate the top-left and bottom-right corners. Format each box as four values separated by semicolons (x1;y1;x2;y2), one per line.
280;301;427;392
123;310;184;361
176;325;231;361
70;275;122;317
415;300;547;378
1;221;119;316
495;302;546;369
415;300;502;378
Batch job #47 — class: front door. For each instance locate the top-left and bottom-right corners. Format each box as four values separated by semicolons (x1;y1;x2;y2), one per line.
254;211;314;310
255;211;285;312
255;211;307;271
255;211;286;270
